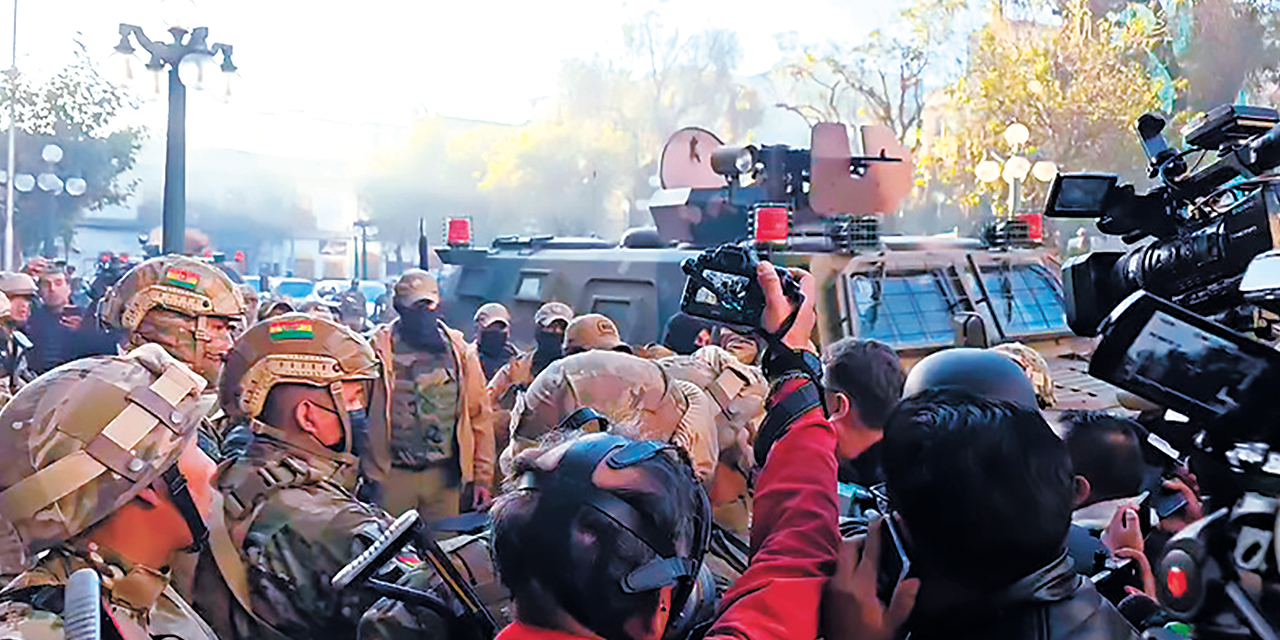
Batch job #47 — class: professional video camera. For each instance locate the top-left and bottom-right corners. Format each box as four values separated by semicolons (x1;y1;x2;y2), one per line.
1045;105;1280;639
1045;105;1280;337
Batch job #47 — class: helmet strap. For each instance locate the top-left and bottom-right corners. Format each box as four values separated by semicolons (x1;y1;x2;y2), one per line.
160;465;208;553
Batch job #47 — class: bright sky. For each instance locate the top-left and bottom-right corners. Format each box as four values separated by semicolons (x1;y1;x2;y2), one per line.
5;0;899;127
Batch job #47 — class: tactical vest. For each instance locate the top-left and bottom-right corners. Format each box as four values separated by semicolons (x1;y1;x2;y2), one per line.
389;337;462;471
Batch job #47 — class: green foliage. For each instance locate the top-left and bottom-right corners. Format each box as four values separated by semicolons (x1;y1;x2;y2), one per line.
918;0;1164;218
0;42;145;256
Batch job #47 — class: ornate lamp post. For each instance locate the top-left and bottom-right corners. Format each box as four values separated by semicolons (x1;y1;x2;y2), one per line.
974;122;1058;217
111;20;236;255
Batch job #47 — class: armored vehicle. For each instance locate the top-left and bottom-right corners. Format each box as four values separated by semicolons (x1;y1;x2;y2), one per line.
438;123;1118;411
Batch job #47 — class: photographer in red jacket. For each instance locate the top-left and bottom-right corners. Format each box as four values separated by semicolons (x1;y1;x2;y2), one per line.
489;263;904;640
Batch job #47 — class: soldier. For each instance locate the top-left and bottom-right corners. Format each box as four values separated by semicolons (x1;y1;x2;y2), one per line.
472;302;515;381
487;301;572;453
237;283;260;329
371;269;494;522
0;271;37;328
563;313;633;355
0;345;220;640
187;313;398;640
101;255;248;459
502;349;718;483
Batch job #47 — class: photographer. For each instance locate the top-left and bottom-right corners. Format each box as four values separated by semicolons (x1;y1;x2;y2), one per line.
26;266;113;373
834;389;1140;640
488;262;865;640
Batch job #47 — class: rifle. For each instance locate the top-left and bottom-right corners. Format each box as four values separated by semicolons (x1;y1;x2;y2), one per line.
332;510;498;640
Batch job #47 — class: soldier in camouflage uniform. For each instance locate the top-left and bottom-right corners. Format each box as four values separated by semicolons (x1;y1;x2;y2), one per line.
502;349;718;482
101;255;248;460
186;312;399;640
0;345;220;640
370;269;495;522
487;301;573;454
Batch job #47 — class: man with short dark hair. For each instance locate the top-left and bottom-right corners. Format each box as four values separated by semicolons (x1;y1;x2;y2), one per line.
1059;410;1148;577
879;389;1139;639
823;338;903;483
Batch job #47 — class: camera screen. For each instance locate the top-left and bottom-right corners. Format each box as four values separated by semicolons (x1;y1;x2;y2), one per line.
693;270;751;312
1049;175;1115;216
1121;311;1270;415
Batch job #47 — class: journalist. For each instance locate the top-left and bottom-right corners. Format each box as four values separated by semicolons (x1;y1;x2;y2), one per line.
862;390;1140;640
489;263;902;640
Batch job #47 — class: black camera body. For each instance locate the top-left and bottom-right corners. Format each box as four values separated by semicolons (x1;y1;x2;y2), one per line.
1045;105;1280;336
679;243;801;328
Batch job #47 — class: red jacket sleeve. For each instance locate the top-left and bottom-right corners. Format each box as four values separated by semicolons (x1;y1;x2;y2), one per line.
705;380;839;640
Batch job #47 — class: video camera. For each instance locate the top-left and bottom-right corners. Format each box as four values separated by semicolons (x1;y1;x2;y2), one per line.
1045;105;1280;638
87;252;137;302
1045;105;1280;337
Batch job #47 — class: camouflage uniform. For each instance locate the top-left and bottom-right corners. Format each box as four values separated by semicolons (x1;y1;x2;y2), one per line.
656;345;767;537
370;270;494;521
187;313;399;640
503;349;718;482
101;255;248;460
0;345;218;640
487;302;573;453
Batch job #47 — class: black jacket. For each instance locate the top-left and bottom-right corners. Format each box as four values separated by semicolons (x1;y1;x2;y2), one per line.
906;553;1141;640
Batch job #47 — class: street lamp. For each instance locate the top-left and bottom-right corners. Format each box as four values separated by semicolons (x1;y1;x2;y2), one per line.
974;122;1057;217
111;21;236;255
353;219;377;281
3;143;87;257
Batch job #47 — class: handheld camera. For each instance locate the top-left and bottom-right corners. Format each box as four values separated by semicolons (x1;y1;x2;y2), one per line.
679;243;802;328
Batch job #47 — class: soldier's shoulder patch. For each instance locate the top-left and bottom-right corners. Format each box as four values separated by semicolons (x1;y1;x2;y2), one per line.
165;267;201;291
269;317;314;341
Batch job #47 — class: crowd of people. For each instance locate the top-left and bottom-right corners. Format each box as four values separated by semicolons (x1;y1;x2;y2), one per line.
0;253;1229;640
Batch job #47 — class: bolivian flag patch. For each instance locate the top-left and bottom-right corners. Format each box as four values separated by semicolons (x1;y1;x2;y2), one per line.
165;267;200;290
269;318;314;341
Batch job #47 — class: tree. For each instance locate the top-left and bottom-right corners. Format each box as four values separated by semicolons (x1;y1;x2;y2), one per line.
1;43;145;256
473;17;765;237
917;1;1164;220
359;114;507;261
773;0;967;150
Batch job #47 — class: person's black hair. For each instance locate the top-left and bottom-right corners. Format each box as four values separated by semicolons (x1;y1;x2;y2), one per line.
1059;410;1145;505
661;312;714;355
491;434;703;640
823;338;904;430
881;388;1074;590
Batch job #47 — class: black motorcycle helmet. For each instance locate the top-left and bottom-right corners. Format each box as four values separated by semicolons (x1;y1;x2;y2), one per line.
902;348;1039;409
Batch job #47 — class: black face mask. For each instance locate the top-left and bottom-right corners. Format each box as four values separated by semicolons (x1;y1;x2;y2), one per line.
397;303;447;352
532;329;564;376
478;327;509;358
346;407;369;457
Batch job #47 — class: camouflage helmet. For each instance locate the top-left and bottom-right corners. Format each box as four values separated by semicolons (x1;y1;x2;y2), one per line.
0;344;208;553
219;313;388;465
473;302;511;329
101;255;247;332
0;291;11;319
988;342;1056;409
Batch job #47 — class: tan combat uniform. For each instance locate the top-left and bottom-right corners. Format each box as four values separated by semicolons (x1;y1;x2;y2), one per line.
371;270;494;522
486;302;574;453
504;349;718;482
